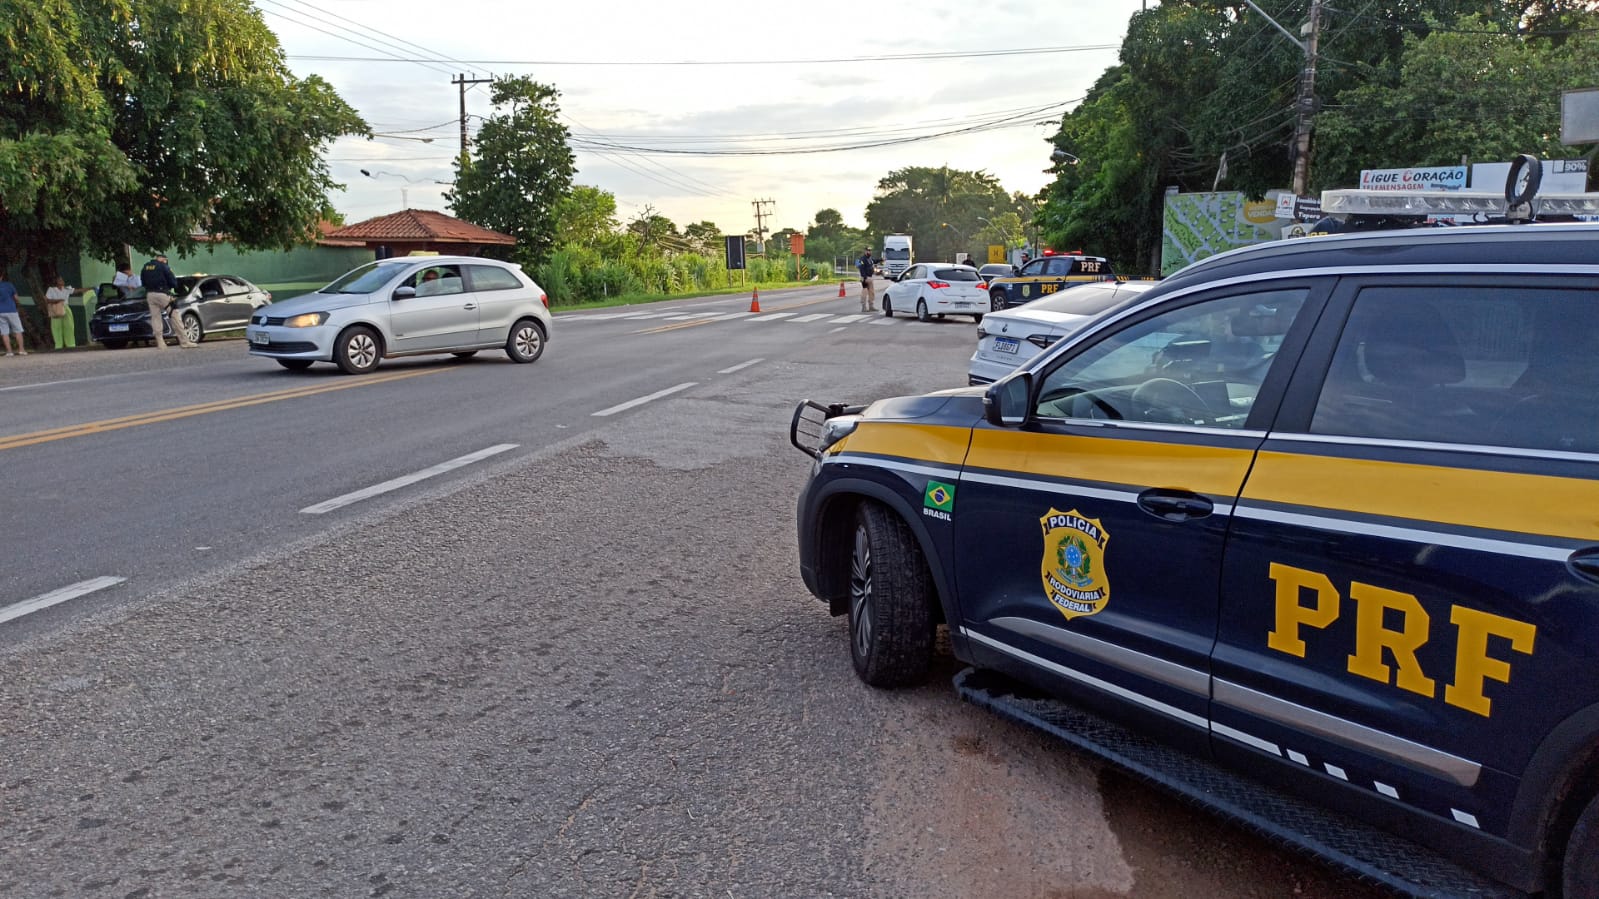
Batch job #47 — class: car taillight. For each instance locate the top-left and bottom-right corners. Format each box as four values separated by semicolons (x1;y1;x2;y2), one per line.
927;280;950;289
976;282;986;289
540;293;549;308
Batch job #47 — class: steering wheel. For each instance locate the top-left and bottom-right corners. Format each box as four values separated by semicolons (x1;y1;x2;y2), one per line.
1040;387;1123;420
1131;377;1212;424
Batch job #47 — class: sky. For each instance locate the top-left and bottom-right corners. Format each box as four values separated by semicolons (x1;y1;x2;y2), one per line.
265;0;1149;237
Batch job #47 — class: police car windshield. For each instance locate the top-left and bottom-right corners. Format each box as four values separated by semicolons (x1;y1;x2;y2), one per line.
934;268;980;282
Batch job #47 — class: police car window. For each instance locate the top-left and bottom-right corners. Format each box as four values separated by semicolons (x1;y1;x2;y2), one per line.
934;268;980;282
1020;260;1047;277
1035;289;1308;428
1044;258;1072;277
1308;285;1597;453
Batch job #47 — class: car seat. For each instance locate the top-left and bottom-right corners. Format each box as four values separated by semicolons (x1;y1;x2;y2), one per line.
1312;301;1474;443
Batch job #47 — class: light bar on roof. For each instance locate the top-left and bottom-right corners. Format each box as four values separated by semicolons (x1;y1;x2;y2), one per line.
1321;189;1599;217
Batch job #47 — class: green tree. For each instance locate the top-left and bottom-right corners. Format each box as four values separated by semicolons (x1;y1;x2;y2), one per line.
0;0;366;337
447;77;575;267
552;185;619;250
681;220;721;255
865;167;1009;263
1316;14;1599;190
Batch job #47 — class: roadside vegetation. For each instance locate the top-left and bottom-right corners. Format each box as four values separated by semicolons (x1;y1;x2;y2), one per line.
1037;1;1599;275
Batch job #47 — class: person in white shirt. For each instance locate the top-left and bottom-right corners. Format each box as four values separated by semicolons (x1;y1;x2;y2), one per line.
112;262;140;298
44;276;75;349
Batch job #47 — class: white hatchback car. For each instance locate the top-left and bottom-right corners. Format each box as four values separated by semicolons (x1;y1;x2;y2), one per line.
246;256;552;374
968;280;1154;384
881;263;990;322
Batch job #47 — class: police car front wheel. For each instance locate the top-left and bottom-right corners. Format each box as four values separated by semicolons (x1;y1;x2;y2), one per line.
1562;792;1599;899
848;502;935;688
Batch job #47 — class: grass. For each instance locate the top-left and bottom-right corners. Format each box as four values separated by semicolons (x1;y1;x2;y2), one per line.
548;277;835;313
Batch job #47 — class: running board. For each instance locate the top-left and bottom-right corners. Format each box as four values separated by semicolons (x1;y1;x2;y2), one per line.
953;667;1521;899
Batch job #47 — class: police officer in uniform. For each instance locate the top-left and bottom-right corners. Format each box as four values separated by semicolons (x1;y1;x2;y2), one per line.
141;252;196;349
856;249;877;313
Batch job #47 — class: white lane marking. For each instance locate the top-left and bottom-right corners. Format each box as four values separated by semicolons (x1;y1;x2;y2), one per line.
717;358;764;375
0;374;130;393
299;444;519;514
790;313;831;323
592;382;697;418
830;314;868;323
0;576;126;625
829;327;847;333
752;312;795;322
868;318;896;326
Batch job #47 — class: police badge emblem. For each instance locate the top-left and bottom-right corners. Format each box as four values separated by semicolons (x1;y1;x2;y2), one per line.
1039;508;1111;620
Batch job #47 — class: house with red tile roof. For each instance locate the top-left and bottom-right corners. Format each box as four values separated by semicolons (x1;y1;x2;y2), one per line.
325;209;516;258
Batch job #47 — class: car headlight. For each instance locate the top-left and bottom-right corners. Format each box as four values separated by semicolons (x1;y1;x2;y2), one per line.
283;312;329;328
818;416;861;454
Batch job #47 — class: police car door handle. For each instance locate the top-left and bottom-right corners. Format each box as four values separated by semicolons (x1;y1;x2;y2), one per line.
1137;489;1214;522
1570;548;1599;583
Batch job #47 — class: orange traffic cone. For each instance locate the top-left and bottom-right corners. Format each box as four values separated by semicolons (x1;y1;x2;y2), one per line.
749;288;761;314
837;280;847;297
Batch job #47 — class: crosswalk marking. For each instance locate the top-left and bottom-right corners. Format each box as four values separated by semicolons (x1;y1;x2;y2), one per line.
830;314;869;323
751;312;795;321
791;313;832;323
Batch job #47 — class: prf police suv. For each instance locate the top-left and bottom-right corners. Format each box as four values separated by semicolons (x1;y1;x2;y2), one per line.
791;175;1599;898
986;251;1116;310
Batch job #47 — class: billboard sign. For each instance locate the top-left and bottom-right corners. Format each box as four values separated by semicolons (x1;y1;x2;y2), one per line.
724;235;746;271
1359;166;1467;191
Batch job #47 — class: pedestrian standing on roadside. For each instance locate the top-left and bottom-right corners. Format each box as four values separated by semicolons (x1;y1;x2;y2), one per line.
45;276;76;349
141;252;196;349
113;262;140;299
856;248;877;313
0;272;27;356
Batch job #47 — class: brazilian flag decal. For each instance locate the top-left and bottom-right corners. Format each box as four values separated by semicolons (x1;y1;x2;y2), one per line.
924;480;955;513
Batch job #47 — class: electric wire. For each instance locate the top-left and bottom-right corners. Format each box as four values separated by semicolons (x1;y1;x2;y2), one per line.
284;44;1122;67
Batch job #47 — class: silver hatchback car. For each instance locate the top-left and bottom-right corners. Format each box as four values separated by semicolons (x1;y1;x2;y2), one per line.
245;256;552;374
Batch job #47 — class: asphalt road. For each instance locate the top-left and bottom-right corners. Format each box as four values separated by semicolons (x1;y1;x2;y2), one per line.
0;283;1388;898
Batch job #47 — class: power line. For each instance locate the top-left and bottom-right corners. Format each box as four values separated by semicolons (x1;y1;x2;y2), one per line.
254;1;456;78
284;43;1122;67
567;103;1075;156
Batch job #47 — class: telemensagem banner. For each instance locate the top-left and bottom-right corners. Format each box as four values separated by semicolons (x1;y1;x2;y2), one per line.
1358;166;1468;191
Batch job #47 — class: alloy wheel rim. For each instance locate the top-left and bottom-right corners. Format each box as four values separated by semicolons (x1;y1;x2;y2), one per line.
516;326;541;358
350;334;376;368
850;524;873;657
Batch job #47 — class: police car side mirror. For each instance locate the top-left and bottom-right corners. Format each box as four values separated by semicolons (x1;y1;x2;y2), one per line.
984;371;1033;427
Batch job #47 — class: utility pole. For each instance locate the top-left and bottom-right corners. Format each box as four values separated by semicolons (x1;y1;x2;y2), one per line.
1291;0;1324;197
452;74;492;168
1240;0;1323;197
751;199;775;255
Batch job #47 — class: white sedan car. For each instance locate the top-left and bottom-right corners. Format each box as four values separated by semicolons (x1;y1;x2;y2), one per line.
968;280;1155;384
881;263;990;322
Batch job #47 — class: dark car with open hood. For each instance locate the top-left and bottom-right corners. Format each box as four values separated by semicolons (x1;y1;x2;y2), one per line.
88;274;273;348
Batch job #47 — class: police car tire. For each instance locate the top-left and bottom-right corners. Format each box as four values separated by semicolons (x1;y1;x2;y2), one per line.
849;503;935;688
1562;793;1599;899
991;291;1007;311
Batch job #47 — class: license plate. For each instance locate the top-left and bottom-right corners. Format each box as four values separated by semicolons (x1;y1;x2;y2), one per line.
995;337;1020;355
109;323;129;332
250;332;270;346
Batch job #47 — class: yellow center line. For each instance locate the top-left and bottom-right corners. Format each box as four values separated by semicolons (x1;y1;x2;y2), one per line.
633;293;848;335
0;368;445;452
